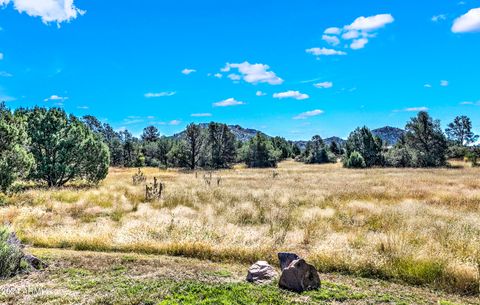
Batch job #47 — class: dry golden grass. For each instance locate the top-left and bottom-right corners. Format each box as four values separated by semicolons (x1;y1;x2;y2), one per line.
1;161;479;295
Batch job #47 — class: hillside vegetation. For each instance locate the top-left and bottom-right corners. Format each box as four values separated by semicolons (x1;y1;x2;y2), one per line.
1;161;479;296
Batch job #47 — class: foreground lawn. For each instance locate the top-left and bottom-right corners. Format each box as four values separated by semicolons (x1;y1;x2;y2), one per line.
1;161;479;294
0;248;477;305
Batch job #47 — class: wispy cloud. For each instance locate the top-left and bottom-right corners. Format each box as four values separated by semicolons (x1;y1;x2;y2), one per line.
256;91;267;96
314;82;333;89
191;113;212;117
440;80;449;87
293;109;324;120
306;47;346;56
77;105;89;110
221;62;283;85
273;90;309;100
0;95;16;102
182;68;196;75
399;107;429;112
432;14;447;22
213;97;245;107
44;95;68;102
169;120;181;125
0;71;12;77
144;91;176;98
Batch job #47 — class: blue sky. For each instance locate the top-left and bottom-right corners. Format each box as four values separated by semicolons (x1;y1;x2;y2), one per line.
1;0;480;140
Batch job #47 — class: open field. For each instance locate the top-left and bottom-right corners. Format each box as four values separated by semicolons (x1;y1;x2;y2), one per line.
0;248;478;305
1;161;479;297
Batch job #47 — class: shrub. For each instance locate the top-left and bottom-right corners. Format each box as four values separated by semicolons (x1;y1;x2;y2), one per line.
0;227;23;278
344;127;382;168
344;151;366;168
384;147;412;167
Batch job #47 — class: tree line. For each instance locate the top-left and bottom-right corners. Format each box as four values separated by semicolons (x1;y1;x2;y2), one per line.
1;103;478;193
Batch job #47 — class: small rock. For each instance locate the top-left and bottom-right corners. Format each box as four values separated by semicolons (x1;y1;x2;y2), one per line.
246;261;278;284
279;259;321;293
278;252;300;271
24;254;48;270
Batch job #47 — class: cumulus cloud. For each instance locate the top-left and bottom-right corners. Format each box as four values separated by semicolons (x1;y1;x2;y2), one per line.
293;109;324;120
345;14;394;32
0;0;85;24
227;73;241;81
213;73;222;78
440;80;449;87
322;34;340;46
314;81;333;89
191;113;212;117
452;8;480;33
44;95;68;102
318;13;394;52
350;38;369;49
273;90;309;100
144;91;176;98
213;97;245;107
256;91;266;96
221;62;283;85
324;27;341;35
305;47;346;56
182;68;196;75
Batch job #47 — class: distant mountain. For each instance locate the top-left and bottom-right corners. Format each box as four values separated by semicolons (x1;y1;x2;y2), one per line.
171;123;404;148
171;123;266;142
371;126;406;146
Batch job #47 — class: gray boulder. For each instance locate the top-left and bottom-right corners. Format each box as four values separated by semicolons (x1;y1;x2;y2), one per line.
278;252;300;271
279;259;321;293
246;261;278;284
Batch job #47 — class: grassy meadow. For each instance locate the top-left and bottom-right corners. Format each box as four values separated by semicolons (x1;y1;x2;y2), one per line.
1;161;479;297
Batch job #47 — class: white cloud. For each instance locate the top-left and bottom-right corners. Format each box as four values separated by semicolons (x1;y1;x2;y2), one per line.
322;34;340;46
169;120;181;125
404;107;429;112
213;73;222;78
227;73;241;81
221;62;283;85
0;0;85;24
424;84;432;88
144;91;176;98
273;90;309;100
293;109;324;120
213;97;245;107
182;68;196;75
314;81;333;89
191;113;212;117
342;30;360;40
432;14;447;22
324;27;341;35
452;8;480;33
0;53;3;60
321;13;394;51
350;38;369;49
256;90;266;96
0;71;12;77
0;95;16;102
440;80;449;87
44;95;67;102
306;47;346;56
77;105;89;109
345;14;394;32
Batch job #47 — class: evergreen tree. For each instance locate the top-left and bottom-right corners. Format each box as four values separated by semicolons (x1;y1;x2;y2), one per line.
445;115;478;146
207;122;236;169
184;123;204;170
329;140;341;156
141;125;160;143
404;111;448;167
344;126;382;167
301;135;332;164
25;107;109;187
244;133;279;168
0;103;34;192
